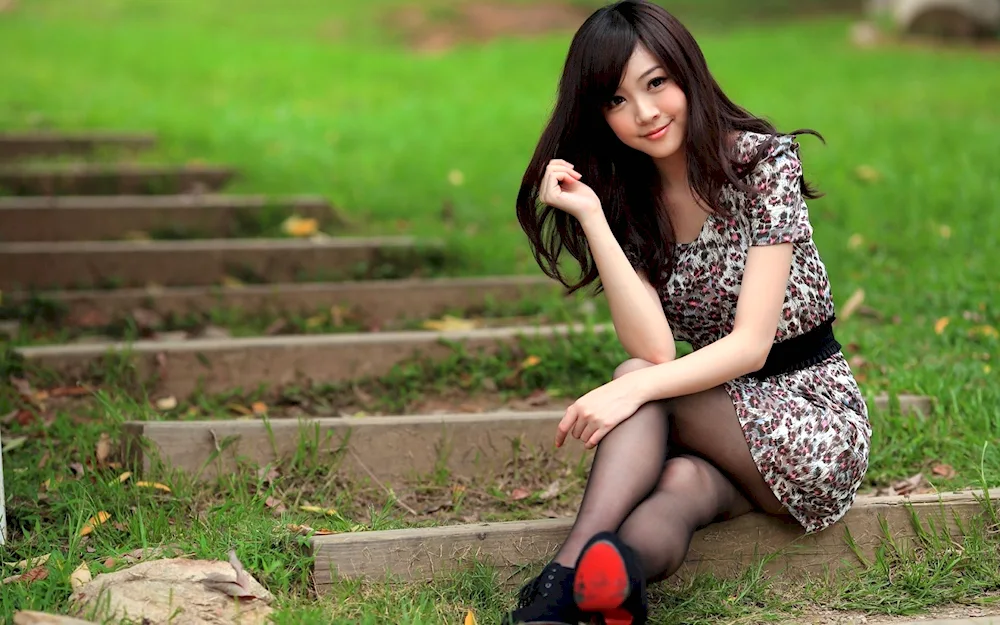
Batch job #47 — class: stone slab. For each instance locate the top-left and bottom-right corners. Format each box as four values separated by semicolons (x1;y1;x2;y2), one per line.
18;323;610;398
0;163;234;196
0;194;344;241
0;236;432;290
310;488;1000;590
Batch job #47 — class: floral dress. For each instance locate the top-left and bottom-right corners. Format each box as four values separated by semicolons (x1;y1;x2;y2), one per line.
626;131;872;533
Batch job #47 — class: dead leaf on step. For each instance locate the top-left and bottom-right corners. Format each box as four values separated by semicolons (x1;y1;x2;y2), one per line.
510;487;531;501
263;318;288;335
135;481;172;493
538;480;562;502
69;562;92;589
891;473;926;496
286;524;337;536
155;396;178;410
95;433;111;467
201;550;260;600
422;315;480;332
281;215;319;237
839;289;865;322
4;553;51;570
854;165;880;183
931;463;956;479
3;566;49;585
3;436;28;452
79;512;111;537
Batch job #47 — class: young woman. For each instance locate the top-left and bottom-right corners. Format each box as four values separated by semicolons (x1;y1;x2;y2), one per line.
505;1;872;624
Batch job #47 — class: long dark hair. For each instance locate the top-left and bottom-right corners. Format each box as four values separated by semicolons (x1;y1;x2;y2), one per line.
515;0;822;294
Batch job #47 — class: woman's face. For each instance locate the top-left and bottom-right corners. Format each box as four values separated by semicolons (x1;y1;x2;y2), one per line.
603;44;688;162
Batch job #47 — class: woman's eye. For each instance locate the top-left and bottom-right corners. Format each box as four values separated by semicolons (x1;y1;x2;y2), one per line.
649;76;668;88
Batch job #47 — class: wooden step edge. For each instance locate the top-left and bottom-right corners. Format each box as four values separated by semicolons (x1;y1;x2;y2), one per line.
4;275;559;326
0;163;234;175
309;488;1000;590
18;323;608;357
0;236;427;252
0;131;157;162
0;193;331;210
119;393;929;482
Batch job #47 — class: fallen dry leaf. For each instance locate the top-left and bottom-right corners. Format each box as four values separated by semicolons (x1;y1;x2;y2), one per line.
251;401;268;416
538;480;562;502
300;505;337;516
3;566;49;585
839;288;865;322
464;610;478;625
421;315;479;332
4;553;51;570
79;511;111;537
854;165;881;183
934;317;950;335
281;215;319;237
3;436;28;452
520;355;542;369
891;473;926;496
135;481;172;493
510;488;531;501
95;433;111;467
970;325;999;340
286;524;338;536
69;562;92;590
264;497;287;514
931;463;957;479
116;472;132;484
155;396;178;410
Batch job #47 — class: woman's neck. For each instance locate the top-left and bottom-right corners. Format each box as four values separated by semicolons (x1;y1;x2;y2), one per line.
653;149;688;191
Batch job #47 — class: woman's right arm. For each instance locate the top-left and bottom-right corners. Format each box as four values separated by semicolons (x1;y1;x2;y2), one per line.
579;210;676;364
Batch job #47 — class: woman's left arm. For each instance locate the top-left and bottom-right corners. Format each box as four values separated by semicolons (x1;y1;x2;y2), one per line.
557;135;812;449
556;244;793;448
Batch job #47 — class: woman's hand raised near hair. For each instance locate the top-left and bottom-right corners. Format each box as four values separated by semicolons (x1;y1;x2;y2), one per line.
540;159;602;223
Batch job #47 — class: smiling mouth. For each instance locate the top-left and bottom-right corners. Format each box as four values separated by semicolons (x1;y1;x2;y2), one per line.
643;121;672;138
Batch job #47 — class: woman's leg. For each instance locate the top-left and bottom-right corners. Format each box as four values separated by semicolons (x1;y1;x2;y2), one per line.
549;358;673;567
615;381;788;580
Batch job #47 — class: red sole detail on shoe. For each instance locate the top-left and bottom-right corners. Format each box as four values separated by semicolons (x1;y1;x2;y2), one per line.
601;608;634;625
574;540;629;613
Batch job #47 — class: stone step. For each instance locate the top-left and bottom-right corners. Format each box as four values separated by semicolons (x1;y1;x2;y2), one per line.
18;323;609;398
310;488;1000;591
0;163;234;196
0;237;435;290
121;393;929;482
4;275;557;329
0;194;346;241
0;131;156;163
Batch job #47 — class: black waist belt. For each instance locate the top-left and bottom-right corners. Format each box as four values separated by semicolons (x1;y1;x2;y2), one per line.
747;317;842;380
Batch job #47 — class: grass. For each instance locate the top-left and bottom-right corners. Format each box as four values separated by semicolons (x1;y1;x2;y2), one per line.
2;0;1000;622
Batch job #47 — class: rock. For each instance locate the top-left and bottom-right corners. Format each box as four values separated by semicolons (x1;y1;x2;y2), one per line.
885;0;1000;39
69;558;274;625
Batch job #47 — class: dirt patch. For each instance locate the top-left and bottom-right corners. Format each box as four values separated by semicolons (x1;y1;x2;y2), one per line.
386;1;592;53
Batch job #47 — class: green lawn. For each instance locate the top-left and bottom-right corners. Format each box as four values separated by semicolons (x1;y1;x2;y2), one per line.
1;0;999;622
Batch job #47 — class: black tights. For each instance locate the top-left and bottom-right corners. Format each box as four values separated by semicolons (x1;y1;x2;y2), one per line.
552;358;788;580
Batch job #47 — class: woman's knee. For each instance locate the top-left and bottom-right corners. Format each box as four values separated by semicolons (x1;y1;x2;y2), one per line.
613;358;657;380
655;455;712;493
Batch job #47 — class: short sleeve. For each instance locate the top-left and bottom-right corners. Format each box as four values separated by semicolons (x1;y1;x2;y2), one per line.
745;135;813;247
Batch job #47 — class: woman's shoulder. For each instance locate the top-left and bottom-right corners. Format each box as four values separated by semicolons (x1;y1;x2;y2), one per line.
731;130;800;169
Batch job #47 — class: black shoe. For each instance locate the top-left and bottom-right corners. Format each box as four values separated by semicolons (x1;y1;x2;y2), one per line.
503;562;587;624
572;532;647;625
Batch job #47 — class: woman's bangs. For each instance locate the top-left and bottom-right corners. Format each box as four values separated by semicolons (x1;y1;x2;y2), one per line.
576;21;638;110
